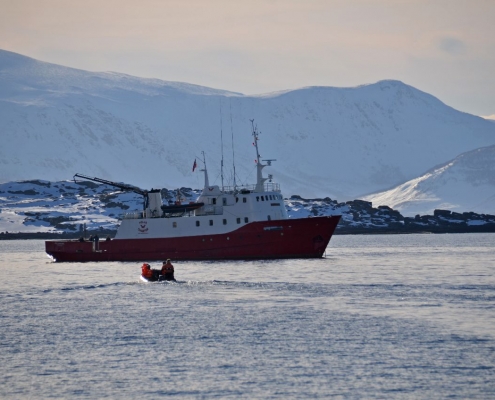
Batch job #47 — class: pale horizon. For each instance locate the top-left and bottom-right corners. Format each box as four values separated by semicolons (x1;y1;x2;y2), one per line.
1;0;494;116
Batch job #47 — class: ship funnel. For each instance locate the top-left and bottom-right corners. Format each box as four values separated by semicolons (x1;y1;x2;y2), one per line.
146;189;163;217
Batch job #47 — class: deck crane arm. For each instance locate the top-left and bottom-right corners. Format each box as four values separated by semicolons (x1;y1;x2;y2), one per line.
73;173;150;210
73;173;148;196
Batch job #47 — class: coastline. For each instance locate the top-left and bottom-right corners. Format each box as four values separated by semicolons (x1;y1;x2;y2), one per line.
2;224;494;240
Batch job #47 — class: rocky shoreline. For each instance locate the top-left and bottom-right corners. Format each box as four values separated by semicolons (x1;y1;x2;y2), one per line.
1;180;494;239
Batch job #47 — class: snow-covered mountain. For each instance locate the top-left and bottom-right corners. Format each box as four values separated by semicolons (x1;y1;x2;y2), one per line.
363;145;495;216
1;49;495;208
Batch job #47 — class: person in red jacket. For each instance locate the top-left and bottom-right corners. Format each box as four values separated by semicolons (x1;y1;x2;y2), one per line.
160;259;176;281
141;263;157;281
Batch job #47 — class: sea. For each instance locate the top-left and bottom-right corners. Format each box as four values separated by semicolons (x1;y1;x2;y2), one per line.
1;233;494;399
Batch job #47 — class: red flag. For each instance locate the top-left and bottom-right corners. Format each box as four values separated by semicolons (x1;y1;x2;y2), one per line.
192;159;197;172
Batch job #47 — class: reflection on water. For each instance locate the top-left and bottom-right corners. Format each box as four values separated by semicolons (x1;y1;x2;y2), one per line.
0;234;494;398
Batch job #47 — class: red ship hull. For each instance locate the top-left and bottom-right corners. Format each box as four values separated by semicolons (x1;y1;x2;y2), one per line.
45;216;341;262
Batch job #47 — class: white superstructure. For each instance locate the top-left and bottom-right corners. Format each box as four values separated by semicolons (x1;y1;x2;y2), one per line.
115;122;289;240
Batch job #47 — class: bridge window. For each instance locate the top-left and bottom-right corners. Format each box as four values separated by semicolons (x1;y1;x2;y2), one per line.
256;196;259;202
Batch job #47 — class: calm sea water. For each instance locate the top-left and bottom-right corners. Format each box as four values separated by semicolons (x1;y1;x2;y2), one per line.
1;234;494;399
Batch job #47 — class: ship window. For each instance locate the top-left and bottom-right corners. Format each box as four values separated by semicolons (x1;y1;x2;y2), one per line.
243;197;247;203
223;197;227;206
196;221;200;227
209;220;213;226
267;215;271;221
212;198;217;205
173;222;177;228
223;219;227;225
236;197;239;203
269;195;272;200
256;196;259;202
261;196;265;201
237;218;241;224
244;217;249;223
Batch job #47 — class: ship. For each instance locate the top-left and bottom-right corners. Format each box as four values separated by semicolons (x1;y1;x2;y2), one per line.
45;122;341;262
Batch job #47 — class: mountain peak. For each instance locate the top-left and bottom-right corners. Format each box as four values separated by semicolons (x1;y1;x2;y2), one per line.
0;49;242;97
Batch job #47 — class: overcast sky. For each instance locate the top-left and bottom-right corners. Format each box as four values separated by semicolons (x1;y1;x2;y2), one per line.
1;0;494;117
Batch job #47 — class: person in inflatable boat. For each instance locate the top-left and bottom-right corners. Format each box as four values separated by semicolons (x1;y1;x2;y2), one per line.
160;259;176;281
141;263;159;281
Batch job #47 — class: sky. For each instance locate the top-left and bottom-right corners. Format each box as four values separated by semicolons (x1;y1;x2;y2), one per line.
1;0;494;117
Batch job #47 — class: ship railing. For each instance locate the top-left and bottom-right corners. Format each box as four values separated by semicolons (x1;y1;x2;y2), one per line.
222;183;280;194
195;205;224;216
121;205;225;219
122;211;145;220
263;182;281;192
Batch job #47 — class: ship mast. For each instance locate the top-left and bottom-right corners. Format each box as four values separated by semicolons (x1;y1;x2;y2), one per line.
251;119;269;193
230;101;237;191
201;151;210;188
220;104;225;192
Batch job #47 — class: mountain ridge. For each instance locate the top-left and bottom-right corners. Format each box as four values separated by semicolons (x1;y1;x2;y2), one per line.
363;145;495;215
1;49;495;214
